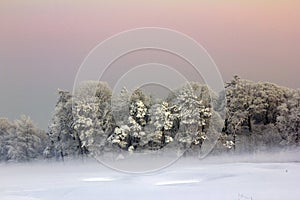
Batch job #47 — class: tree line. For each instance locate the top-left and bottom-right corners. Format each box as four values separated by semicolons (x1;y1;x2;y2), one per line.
0;76;299;162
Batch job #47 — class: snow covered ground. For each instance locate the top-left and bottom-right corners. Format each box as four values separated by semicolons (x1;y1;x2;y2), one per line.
0;152;299;200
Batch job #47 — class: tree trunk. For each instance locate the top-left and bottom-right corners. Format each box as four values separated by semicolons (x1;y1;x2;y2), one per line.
223;119;228;133
75;132;85;156
248;115;252;132
233;132;236;151
264;107;269;125
60;150;64;162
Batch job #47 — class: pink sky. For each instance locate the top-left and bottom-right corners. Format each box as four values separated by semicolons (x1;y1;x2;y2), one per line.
0;0;299;128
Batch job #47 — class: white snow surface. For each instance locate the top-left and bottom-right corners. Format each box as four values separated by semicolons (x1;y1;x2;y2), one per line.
0;151;299;200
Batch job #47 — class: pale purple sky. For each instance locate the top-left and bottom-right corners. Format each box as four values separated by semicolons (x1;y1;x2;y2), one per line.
0;0;299;128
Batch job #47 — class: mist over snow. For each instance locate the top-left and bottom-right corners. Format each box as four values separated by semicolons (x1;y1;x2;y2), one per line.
0;150;299;200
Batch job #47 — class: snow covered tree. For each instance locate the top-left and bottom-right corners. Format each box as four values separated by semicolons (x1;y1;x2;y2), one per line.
11;116;43;161
0;118;15;161
73;81;114;156
48;90;81;160
108;88;158;153
168;83;215;154
224;76;268;149
128;88;152;126
224;76;292;150
108;89;148;152
107;125;132;150
150;102;176;132
225;76;266;150
254;82;289;125
3;116;46;162
146;101;179;150
277;89;300;145
111;87;130;125
0;117;47;162
225;76;257;133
